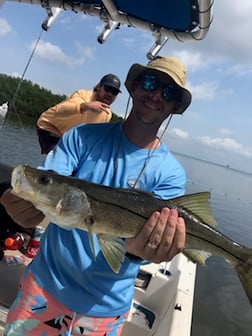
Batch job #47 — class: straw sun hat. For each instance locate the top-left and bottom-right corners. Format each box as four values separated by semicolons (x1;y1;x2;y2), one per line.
125;56;192;114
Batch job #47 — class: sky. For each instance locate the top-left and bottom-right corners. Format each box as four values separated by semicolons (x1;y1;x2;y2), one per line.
0;0;252;173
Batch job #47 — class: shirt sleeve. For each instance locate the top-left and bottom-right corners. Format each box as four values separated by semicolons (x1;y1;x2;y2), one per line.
40;127;82;176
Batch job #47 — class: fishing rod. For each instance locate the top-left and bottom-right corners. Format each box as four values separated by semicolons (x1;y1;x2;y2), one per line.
2;28;44;130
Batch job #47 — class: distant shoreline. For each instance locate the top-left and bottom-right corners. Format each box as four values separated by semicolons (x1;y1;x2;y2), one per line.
172;151;252;177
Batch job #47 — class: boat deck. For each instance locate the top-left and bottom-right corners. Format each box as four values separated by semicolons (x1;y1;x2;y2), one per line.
0;305;8;335
0;250;31;335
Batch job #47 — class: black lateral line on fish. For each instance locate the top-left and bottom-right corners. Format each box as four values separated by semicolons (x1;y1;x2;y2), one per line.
187;231;246;263
87;194;153;221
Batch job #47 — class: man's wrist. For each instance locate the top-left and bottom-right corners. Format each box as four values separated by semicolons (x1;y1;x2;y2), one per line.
125;252;142;262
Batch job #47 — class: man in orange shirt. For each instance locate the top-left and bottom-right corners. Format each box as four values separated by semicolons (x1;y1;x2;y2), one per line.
37;74;121;154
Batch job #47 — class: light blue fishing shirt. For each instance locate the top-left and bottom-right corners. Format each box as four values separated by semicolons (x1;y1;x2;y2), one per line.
29;122;186;316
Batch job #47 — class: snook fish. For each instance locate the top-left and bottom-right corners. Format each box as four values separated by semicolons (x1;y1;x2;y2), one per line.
11;165;252;305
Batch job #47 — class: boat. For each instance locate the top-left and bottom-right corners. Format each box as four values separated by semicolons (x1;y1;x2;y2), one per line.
0;1;213;334
0;103;8;118
0;102;8;130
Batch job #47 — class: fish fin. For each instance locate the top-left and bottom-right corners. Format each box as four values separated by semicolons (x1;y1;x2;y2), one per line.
87;229;96;261
173;192;217;226
98;235;126;274
235;248;252;305
183;248;211;267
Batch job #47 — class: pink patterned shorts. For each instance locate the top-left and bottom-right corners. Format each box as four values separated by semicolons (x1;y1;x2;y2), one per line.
5;270;128;335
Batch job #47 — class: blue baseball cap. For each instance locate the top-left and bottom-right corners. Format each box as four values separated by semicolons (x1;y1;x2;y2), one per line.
100;74;121;93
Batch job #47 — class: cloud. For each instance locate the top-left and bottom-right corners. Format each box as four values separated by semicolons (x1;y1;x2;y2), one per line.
116;27;153;51
218;128;232;136
201;1;252;64
11;72;20;78
188;80;218;100
121;37;136;47
175;50;206;72
30;40;84;68
196;136;252;158
162;2;252;70
226;64;252;77
75;42;95;59
0;18;12;37
169;128;189;139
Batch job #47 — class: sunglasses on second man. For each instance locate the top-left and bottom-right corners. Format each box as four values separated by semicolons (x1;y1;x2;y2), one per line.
103;85;120;96
139;74;182;102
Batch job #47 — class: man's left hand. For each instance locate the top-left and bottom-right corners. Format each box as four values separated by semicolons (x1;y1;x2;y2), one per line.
125;208;186;263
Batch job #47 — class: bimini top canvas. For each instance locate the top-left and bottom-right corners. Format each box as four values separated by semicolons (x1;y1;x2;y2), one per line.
3;0;213;58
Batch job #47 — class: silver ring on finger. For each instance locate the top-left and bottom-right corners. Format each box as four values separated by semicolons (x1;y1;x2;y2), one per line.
147;242;158;250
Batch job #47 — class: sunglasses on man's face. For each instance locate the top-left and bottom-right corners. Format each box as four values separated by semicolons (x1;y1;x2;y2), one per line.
140;75;181;102
103;85;119;96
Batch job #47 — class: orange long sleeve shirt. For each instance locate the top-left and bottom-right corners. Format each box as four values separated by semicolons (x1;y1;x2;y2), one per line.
37;90;112;137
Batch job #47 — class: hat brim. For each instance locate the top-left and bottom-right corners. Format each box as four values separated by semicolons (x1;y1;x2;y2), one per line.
125;63;191;114
102;82;121;93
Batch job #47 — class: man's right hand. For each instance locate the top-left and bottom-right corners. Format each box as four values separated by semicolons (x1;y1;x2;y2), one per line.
80;101;110;114
0;189;45;228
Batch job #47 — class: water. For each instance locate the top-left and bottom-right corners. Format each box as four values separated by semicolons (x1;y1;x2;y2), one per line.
1;122;252;335
0;121;43;168
175;152;252;336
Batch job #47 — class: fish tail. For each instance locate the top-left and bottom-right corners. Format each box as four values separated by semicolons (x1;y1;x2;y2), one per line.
235;249;252;305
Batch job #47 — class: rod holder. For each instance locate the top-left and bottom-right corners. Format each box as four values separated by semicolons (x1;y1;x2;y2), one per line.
42;7;62;31
97;20;120;44
147;35;169;60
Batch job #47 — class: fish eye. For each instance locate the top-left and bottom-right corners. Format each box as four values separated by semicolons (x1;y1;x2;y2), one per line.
38;174;50;185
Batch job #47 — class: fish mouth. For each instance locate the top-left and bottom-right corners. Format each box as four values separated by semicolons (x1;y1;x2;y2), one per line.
11;165;34;196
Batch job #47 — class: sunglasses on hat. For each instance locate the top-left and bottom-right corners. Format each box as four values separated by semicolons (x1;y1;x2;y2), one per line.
140;75;181;102
103;85;120;96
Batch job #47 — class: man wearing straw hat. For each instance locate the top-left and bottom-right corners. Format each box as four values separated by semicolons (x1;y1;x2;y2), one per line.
1;56;192;335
